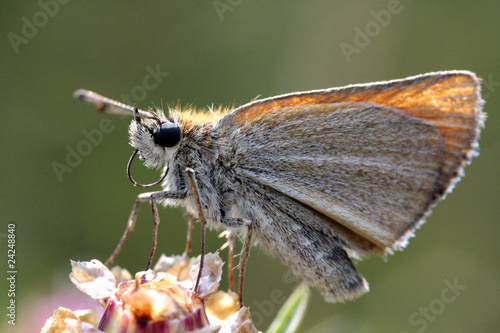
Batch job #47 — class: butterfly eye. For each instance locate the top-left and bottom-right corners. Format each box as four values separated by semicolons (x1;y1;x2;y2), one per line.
154;121;181;147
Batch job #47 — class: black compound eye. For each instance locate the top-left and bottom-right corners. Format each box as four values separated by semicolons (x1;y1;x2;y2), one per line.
154;122;181;147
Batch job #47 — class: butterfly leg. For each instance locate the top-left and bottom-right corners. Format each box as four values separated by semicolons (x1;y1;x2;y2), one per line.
236;222;253;307
183;214;195;256
221;217;253;307
219;230;236;292
104;190;186;269
185;168;208;294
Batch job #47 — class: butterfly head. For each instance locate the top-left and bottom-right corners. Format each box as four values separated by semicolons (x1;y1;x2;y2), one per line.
128;107;182;170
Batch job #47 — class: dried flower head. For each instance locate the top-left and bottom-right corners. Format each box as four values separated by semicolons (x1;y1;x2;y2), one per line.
42;253;260;333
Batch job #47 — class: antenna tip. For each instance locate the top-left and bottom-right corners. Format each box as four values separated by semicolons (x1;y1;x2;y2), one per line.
73;89;88;100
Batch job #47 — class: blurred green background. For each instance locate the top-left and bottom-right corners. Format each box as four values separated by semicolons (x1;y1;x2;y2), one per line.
1;1;499;332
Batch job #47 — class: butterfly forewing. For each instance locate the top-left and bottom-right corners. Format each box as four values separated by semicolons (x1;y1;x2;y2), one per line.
219;71;482;187
215;71;483;252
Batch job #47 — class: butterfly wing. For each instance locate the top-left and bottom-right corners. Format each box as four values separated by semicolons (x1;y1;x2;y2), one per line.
218;71;483;194
215;71;483;252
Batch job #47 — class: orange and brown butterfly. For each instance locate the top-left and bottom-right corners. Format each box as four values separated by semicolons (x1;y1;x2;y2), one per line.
75;71;484;303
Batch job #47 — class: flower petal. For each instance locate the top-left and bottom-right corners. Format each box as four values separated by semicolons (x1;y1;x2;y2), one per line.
69;260;117;300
